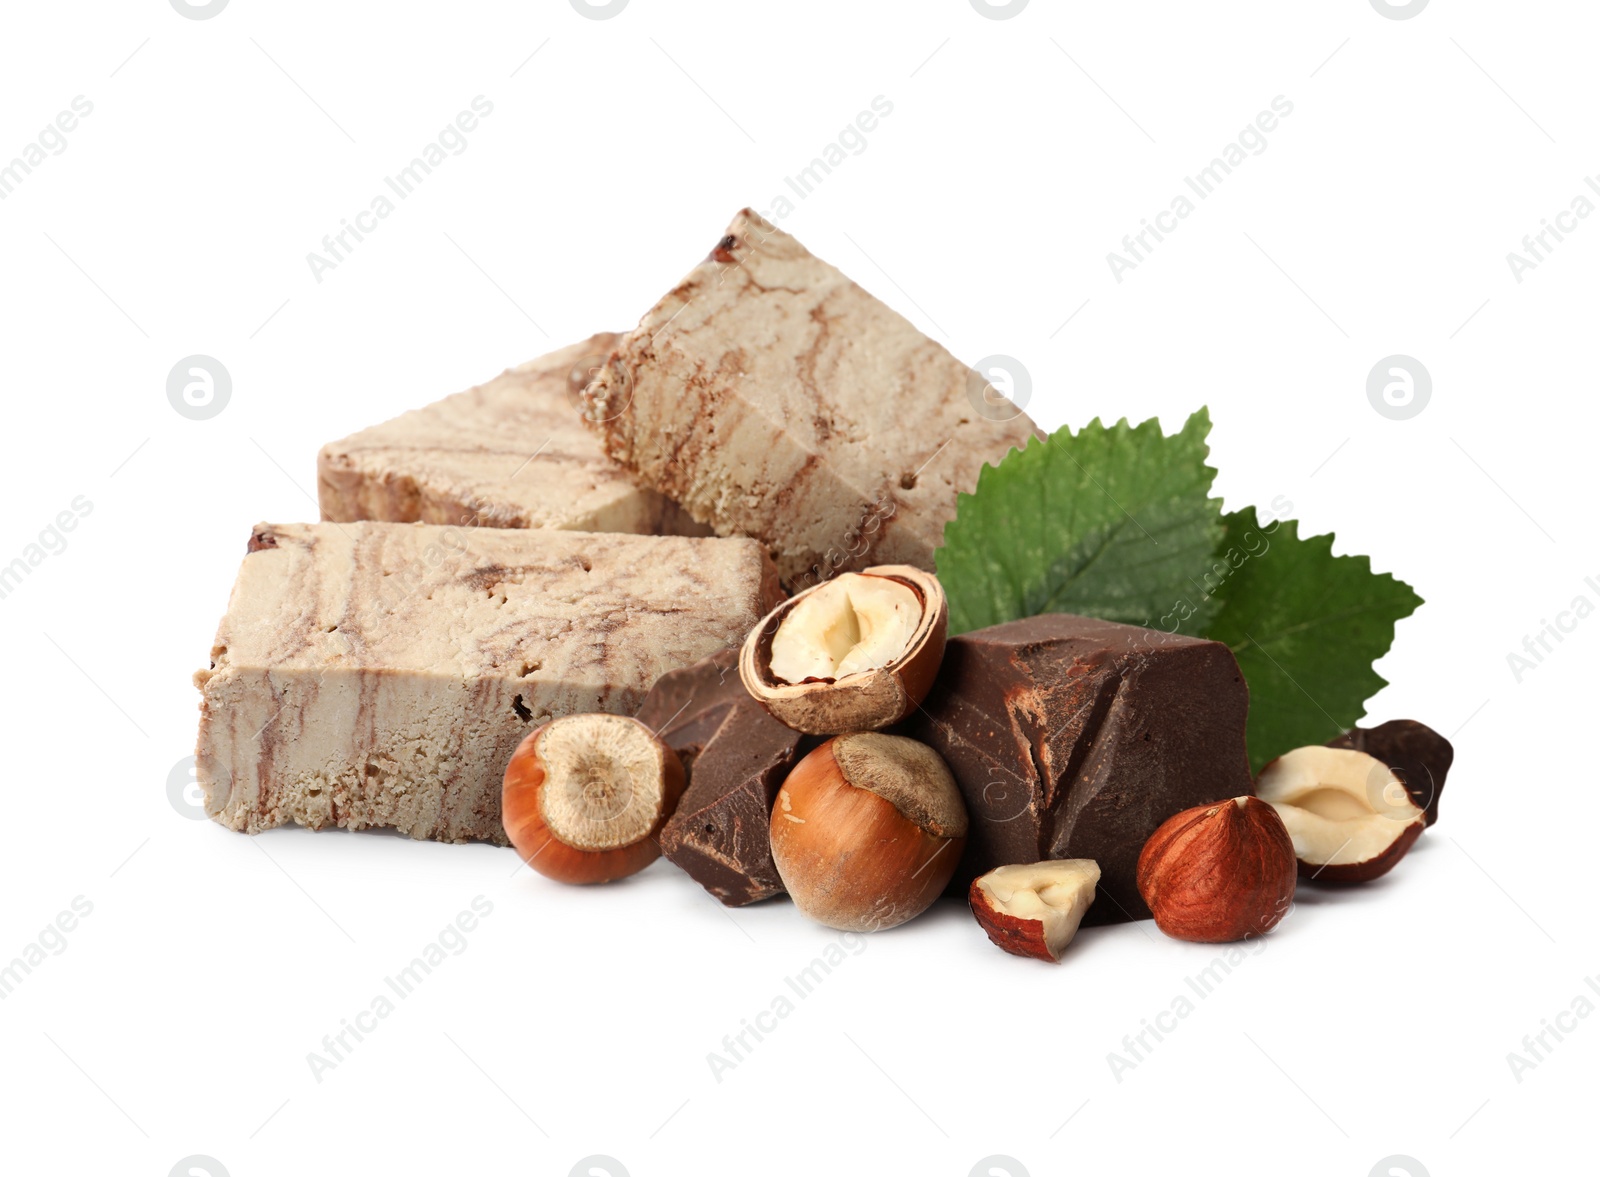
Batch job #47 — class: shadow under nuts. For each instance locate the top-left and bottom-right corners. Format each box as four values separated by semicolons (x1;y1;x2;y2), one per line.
769;732;967;932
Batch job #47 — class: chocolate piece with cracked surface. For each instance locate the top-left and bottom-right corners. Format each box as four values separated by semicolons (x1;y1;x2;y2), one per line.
194;522;781;844
582;209;1041;586
637;647;804;905
899;614;1253;924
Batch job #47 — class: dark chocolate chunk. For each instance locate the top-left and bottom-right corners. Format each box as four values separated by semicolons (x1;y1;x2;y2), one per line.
635;647;802;906
1327;719;1452;826
900;614;1253;925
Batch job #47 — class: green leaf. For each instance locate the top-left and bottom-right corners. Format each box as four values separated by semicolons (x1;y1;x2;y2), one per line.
1205;507;1424;774
937;409;1225;636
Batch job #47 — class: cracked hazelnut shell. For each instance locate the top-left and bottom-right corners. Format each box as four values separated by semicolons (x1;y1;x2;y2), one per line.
1256;745;1425;884
502;713;685;885
1136;797;1297;943
739;566;947;735
769;732;967;931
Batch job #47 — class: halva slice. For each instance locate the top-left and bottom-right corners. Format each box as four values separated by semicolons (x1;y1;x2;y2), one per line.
194;522;780;843
319;334;701;535
582;210;1040;585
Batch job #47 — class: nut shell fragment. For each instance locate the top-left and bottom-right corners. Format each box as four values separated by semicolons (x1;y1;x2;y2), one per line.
740;566;947;734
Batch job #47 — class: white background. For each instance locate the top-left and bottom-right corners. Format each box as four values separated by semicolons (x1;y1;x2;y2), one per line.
0;2;1593;1175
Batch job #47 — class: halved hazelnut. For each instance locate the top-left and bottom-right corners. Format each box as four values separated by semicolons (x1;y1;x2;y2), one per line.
1136;797;1297;943
970;860;1100;962
1255;746;1425;884
769;732;967;932
1328;719;1453;826
739;566;947;734
502;714;685;885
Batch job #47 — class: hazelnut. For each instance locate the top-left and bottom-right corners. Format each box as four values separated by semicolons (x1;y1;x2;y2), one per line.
1255;745;1425;884
502;713;685;885
769;732;967;931
970;860;1100;962
1327;719;1453;826
740;566;947;734
1136;797;1297;943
